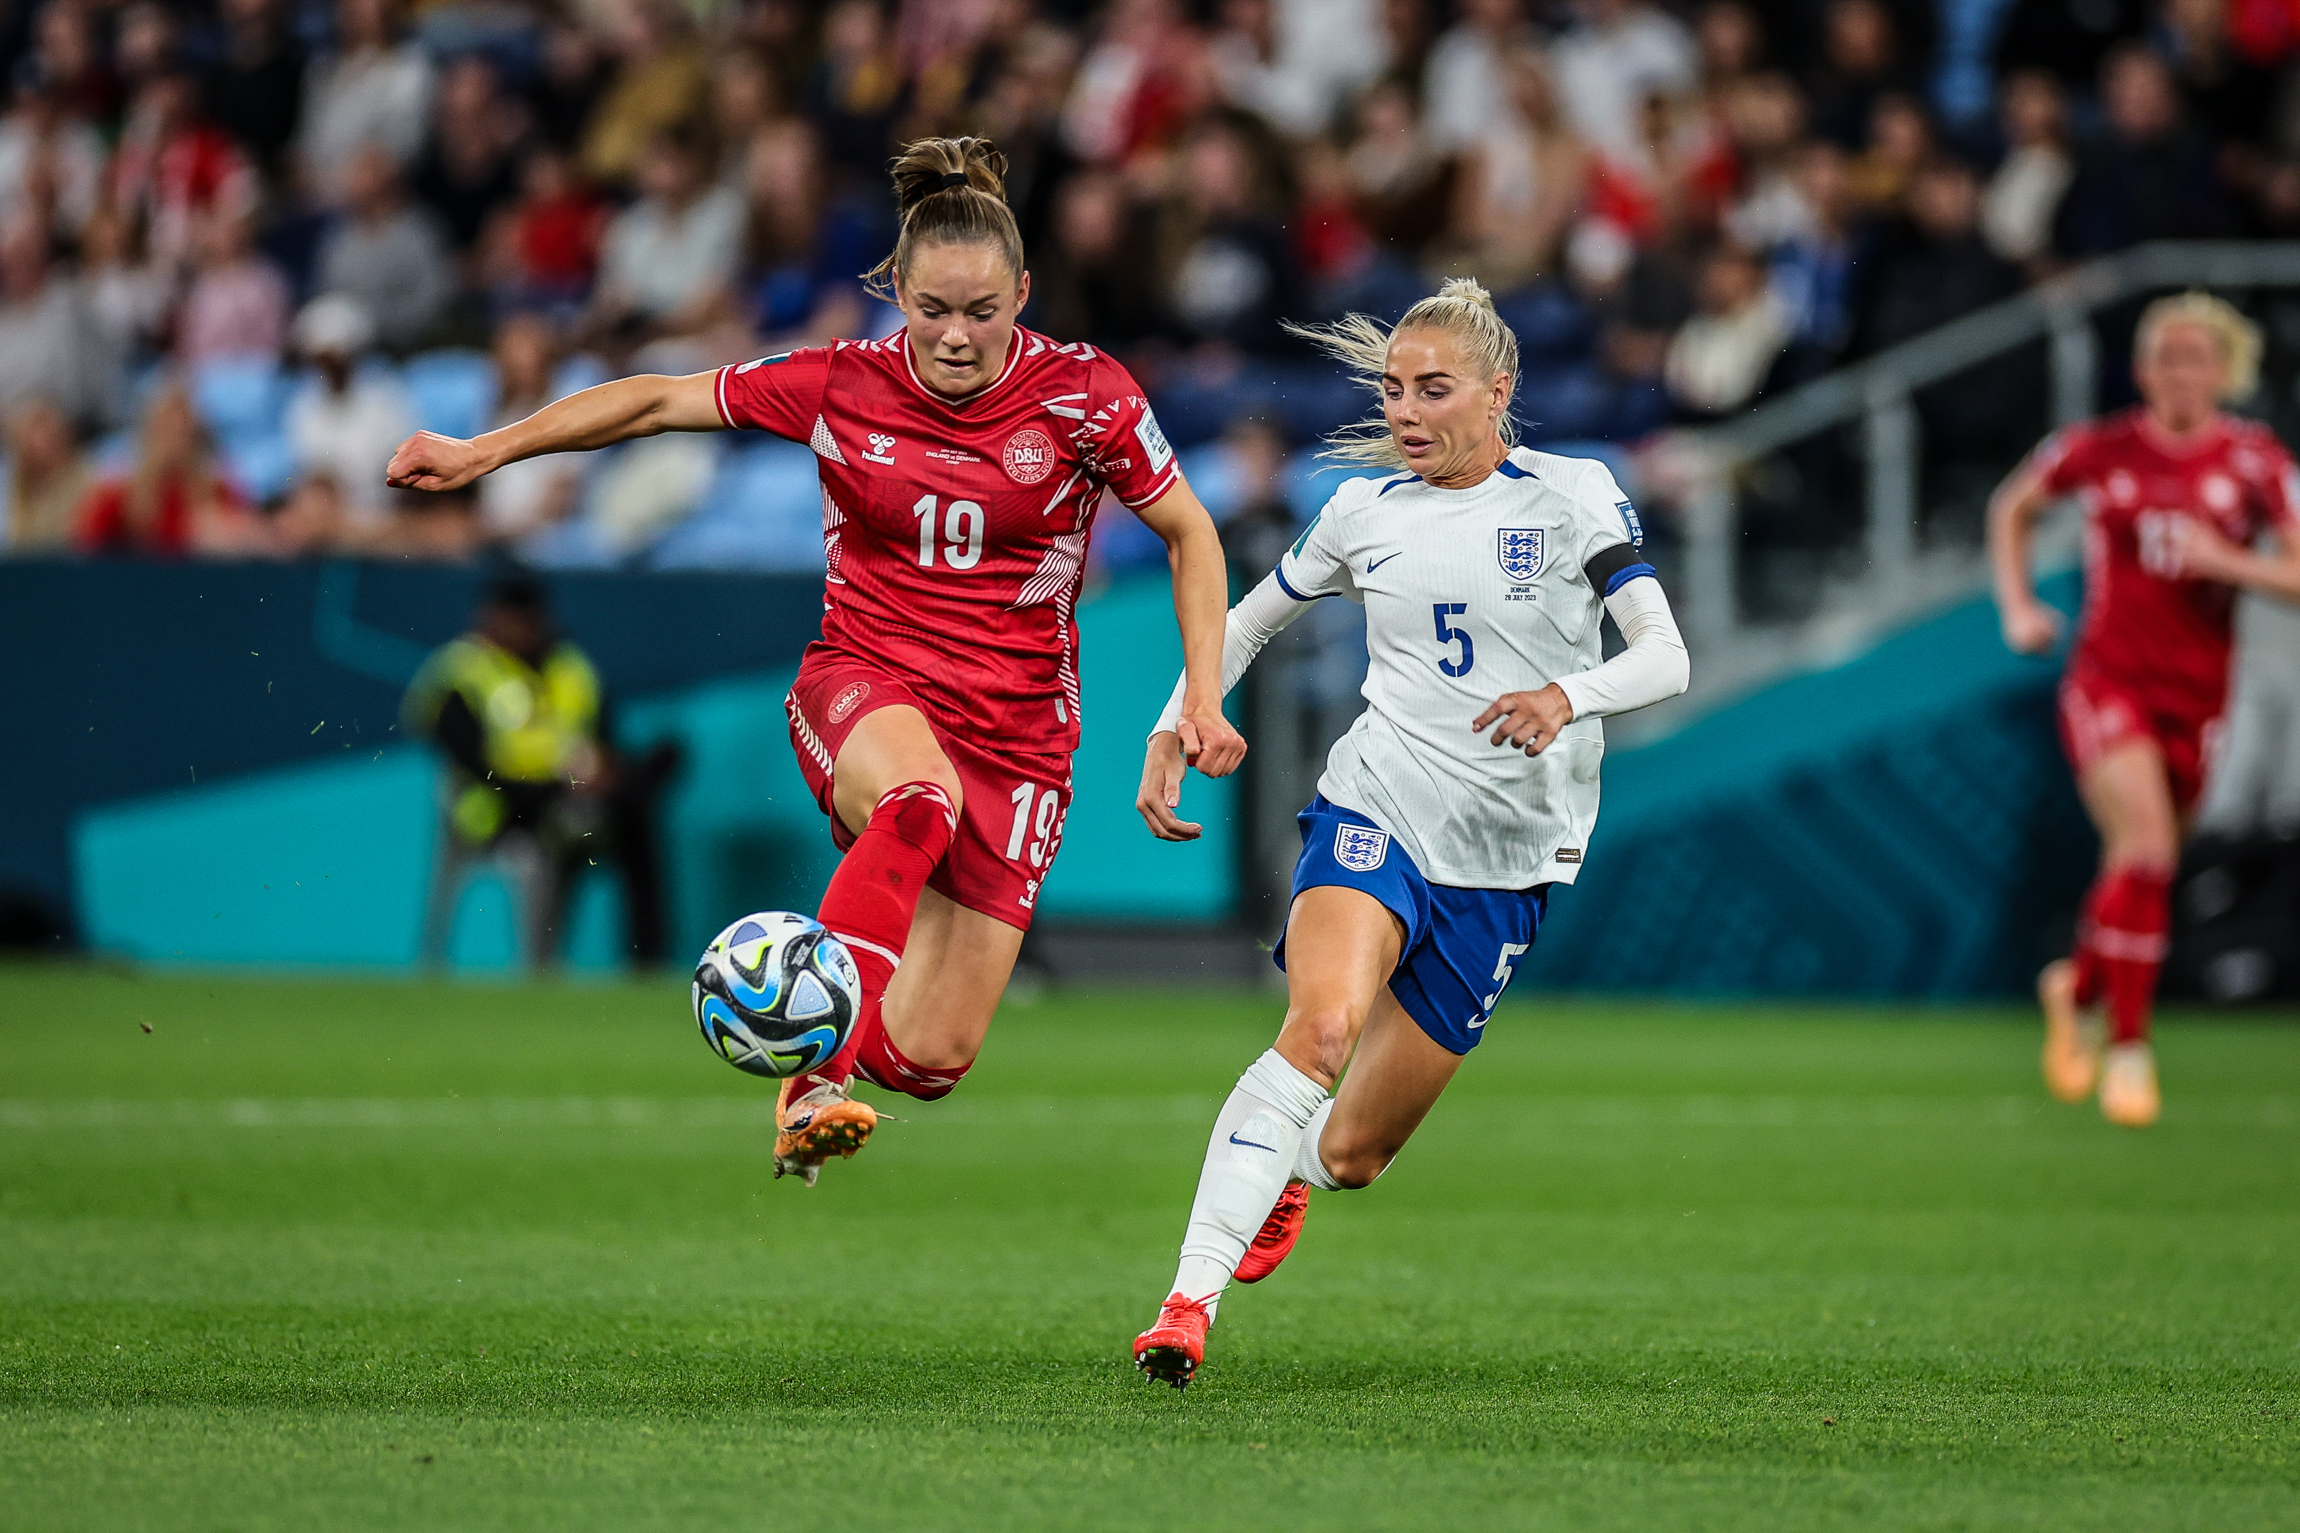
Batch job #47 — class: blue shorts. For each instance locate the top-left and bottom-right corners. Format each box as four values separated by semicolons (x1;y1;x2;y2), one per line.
1272;794;1550;1055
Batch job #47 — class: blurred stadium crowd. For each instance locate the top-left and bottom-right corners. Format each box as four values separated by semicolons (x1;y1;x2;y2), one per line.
0;0;2296;568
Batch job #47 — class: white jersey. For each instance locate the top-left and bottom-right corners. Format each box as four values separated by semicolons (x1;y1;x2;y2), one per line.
1277;447;1651;888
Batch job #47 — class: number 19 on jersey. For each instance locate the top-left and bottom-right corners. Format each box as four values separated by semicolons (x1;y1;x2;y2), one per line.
914;493;985;570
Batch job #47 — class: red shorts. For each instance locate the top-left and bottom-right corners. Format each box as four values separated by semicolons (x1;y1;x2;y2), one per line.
785;648;1072;931
2057;669;2224;811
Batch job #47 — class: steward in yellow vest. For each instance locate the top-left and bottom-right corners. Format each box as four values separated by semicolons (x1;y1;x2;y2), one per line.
404;573;604;848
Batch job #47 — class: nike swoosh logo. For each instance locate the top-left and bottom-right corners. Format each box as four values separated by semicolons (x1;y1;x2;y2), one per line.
1367;552;1402;573
1228;1132;1278;1152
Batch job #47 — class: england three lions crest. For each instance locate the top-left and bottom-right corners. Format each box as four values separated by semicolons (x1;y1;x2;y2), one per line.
1334;823;1390;872
1497;527;1546;581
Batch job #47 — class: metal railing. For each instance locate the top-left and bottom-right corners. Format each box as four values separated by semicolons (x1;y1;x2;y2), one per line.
1657;241;2300;730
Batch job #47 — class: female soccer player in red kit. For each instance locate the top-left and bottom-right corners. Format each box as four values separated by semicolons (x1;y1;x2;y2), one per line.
387;136;1245;1179
1990;292;2300;1127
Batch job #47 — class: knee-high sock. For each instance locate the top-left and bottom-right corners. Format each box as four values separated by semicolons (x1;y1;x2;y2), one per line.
1169;1050;1329;1317
1294;1099;1343;1190
794;782;956;1095
2080;862;2173;1045
851;1014;971;1100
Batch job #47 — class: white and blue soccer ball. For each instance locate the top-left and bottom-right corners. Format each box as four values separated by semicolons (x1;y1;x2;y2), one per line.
691;911;861;1079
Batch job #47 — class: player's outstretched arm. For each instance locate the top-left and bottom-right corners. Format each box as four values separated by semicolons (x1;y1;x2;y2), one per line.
1134;479;1248;777
1987;458;2064;654
384;371;727;493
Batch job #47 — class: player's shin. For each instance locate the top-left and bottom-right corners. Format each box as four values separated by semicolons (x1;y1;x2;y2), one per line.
796;781;958;1093
1168;1049;1329;1317
2088;862;2173;1045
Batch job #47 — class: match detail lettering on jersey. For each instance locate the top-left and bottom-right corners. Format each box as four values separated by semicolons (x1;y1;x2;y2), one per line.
1334;823;1390;872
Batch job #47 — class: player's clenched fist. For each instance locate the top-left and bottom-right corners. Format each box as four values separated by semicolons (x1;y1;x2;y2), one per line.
385;431;491;493
1474;683;1574;756
1176;708;1247;778
1998;599;2063;655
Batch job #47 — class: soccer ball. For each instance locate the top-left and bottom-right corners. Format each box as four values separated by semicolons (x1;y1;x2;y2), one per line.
691;912;861;1079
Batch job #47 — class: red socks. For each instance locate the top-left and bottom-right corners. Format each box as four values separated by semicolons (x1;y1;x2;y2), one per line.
790;782;958;1098
2072;862;2173;1045
850;1020;971;1100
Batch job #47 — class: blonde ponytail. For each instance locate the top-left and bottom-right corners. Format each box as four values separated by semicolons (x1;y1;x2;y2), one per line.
1286;277;1522;468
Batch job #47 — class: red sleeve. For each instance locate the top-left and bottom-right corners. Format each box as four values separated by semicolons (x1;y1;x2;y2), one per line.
1081;355;1182;510
2028;422;2096;497
2255;436;2300;539
715;347;835;441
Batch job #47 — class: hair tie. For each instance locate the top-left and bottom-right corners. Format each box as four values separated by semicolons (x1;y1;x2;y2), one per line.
938;171;970;190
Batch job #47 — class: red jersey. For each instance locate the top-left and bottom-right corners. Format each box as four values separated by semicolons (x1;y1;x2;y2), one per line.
715;327;1181;754
2030;408;2300;709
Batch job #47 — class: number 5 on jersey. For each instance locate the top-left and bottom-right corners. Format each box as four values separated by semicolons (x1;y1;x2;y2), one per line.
1433;602;1475;676
913;493;984;570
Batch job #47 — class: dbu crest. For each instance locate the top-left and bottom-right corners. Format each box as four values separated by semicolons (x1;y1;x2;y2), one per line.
1334;824;1390;872
1497;527;1545;581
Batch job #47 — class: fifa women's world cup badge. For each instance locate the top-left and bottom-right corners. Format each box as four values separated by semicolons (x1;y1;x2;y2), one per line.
1003;427;1056;485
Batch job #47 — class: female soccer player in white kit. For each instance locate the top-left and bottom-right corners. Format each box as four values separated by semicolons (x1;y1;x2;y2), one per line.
1130;279;1692;1388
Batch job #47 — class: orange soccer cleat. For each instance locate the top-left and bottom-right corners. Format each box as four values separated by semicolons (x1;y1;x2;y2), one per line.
2099;1042;2161;1128
774;1076;877;1185
2038;959;2105;1104
1233;1181;1310;1284
1134;1293;1213;1390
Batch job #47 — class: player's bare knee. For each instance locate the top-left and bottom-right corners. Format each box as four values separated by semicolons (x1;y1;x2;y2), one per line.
2104;835;2177;874
923;764;965;818
1276;1005;1356;1084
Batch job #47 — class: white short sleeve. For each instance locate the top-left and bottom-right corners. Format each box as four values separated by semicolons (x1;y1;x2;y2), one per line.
1275;487;1365;604
1561;458;1647;569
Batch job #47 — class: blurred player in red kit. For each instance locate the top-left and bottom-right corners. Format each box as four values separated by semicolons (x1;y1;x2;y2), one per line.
1990;293;2300;1126
387;136;1245;1180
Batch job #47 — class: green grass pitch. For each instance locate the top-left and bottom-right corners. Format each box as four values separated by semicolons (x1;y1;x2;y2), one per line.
2;965;2296;1531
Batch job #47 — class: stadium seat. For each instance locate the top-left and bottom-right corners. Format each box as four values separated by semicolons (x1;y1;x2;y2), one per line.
221;433;300;504
189;357;293;441
646;437;825;572
401;350;498;441
188;358;300;503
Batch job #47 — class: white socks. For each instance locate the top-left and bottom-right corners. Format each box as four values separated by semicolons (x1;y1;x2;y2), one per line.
1294;1099;1343;1190
1169;1049;1328;1317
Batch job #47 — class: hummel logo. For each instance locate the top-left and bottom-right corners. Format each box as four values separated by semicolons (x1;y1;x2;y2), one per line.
1367;551;1402;573
1228;1131;1277;1152
863;432;897;465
